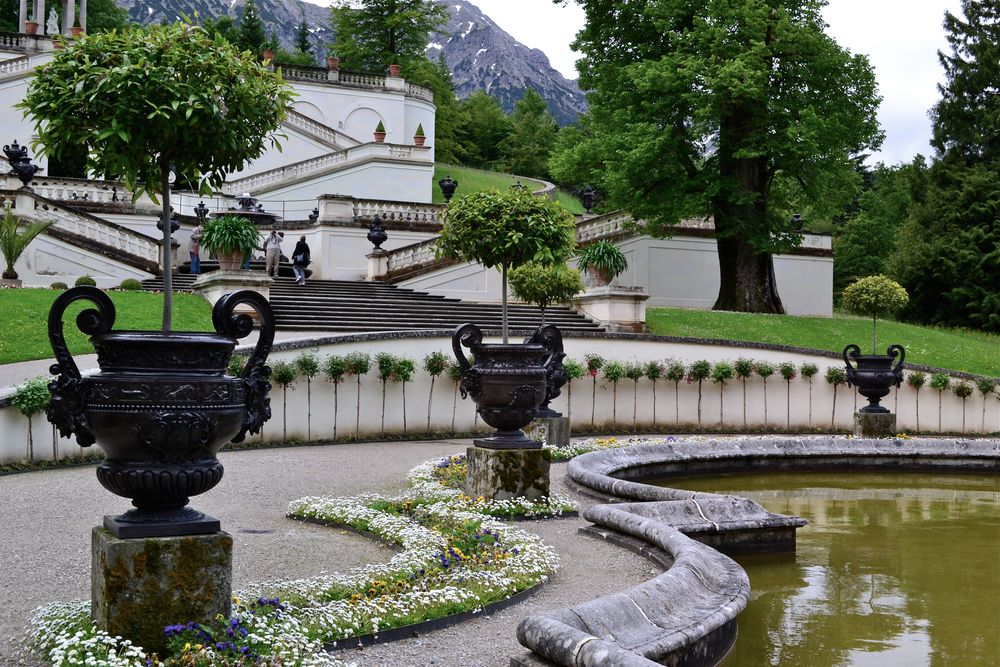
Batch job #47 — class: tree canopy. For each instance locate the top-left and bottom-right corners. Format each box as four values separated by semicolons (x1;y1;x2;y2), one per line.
551;0;882;312
329;0;447;71
499;88;558;179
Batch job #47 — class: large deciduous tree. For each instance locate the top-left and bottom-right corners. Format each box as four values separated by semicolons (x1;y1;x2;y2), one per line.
329;0;447;71
19;22;292;330
500;88;559;179
552;0;882;312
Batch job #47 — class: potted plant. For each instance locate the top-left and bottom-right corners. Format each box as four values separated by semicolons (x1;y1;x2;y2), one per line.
70;11;83;37
25;15;38;35
388;62;401;76
373;120;387;143
21;21;290;541
414;123;426;146
840;274;909;413
0;205;53;286
326;52;340;70
200;214;261;270
438;188;576;448
262;33;278;62
576;239;628;286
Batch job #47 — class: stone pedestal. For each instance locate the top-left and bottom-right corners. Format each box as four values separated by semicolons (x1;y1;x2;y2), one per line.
92;527;232;654
192;270;272;314
367;248;388;281
465;446;550;502
854;411;896;438
526;416;570;448
572;286;650;333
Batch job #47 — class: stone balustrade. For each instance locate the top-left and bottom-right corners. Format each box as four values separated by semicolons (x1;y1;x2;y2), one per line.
0;54;30;78
406;82;434;102
224;151;349;195
279;63;328;83
353;199;443;223
338;70;387;88
284;109;360;148
33;201;161;265
385;238;438;274
1;174;133;205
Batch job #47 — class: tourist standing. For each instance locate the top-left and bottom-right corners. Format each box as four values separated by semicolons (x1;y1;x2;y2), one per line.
292;235;310;285
188;224;201;275
264;228;283;277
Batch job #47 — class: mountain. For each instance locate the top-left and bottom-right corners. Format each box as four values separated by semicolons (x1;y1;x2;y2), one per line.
112;0;586;125
428;0;586;125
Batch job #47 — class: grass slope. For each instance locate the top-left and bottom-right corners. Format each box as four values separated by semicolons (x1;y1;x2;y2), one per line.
0;289;214;366
432;163;584;214
646;307;1000;377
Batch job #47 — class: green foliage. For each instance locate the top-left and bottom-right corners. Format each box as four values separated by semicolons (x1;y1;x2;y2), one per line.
953;380;974;400
688;360;711;383
930;372;951;392
841;275;910;319
755;361;775;380
665;361;686;383
508;262;584;313
624;362;644;382
227;354;246;378
0;207;53;280
977;378;996;396
644;360;664;381
446;360;463;383
825;366;847;386
74;275;96;287
294;352;320;378
345;351;372;376
10;376;50;417
237;0;266;53
323;355;348;383
20;22;293;201
734;358;755;380
329;0;447;71
294;18;312;55
778;362;797;382
50;282;67;290
117;278;142;291
576;241;628;280
390;356;416;383
80;0;129;34
200;215;261;256
423;351;448;377
907;371;927;390
499;88;558;179
270;360;297;388
375;120;386;133
375;352;396;382
274;47;317;66
602;361;626;382
710;361;735;385
563;358;586;380
415;123;425;137
430;163;550;205
584;353;604;375
454;91;514;169
800;363;819;379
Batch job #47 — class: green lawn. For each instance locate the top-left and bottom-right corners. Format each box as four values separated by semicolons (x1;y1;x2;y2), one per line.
432;164;584;213
646;307;1000;377
0;289;214;366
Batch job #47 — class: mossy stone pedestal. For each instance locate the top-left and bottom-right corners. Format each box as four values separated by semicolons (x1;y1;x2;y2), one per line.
526;416;570;448
465;445;550;501
854;412;896;438
92;527;233;654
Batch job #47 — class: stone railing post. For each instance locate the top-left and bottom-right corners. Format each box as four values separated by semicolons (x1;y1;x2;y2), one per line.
366;248;388;281
317;195;355;224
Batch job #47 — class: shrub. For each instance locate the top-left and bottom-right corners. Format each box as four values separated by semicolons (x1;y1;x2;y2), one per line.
576;240;627;280
118;278;142;291
200;215;260;257
50;281;68;290
11;376;51;462
227;354;246;377
74;275;96;287
841;274;909;354
415;123;425;137
508;261;584;316
375;119;386;133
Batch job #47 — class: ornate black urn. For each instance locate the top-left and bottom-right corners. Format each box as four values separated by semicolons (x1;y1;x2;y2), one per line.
843;344;905;414
453;323;560;449
524;324;567;418
47;287;274;538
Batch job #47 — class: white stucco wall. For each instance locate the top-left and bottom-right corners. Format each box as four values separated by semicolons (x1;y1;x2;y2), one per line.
10;232;154;287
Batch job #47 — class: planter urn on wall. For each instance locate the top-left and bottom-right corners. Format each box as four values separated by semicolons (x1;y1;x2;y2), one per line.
843;343;905;413
453;323;559;449
47;286;275;538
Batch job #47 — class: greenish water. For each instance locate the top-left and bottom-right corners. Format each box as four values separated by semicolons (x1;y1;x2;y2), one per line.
657;472;1000;667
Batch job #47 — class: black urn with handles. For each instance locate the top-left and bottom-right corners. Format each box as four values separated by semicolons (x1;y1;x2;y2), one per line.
843;343;905;414
47;286;274;538
452;323;562;449
524;324;567;419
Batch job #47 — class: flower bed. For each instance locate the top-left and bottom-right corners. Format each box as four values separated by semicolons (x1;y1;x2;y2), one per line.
28;454;568;666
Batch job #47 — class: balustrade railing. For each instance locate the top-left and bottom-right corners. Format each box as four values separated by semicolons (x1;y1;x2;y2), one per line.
339;70;387;88
0;32;29;51
0;54;29;78
385;238;438;274
279;63;329;83
284;109;360;147
6;175;133;204
32;199;161;265
223;150;349;194
405;83;434;102
353;199;444;224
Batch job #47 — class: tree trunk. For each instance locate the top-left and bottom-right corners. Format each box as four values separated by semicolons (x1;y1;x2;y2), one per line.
632;380;638;430
159;162;173;331
831;387;838;428
26;416;33;462
402;383;407;435
651;381;657;428
333;383;339;441
381;381;386;436
712;235;784;313
451;384;458;432
742;379;747;429
915;391;919;433
356;376;362;439
282;387;287;441
306;378;312;443
591;377;597;428
427;376;435;434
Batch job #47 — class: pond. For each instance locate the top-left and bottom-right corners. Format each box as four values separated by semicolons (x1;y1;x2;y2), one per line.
655;472;1000;667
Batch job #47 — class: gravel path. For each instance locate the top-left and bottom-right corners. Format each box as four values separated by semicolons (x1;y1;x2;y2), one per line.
0;439;654;666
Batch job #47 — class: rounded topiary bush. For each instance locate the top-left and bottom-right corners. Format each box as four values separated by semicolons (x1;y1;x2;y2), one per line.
50;281;68;290
74;275;96;287
841;274;909;354
118;278;143;291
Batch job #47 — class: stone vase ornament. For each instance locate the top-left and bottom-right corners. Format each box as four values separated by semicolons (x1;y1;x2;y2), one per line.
47;286;274;538
453;322;557;449
843;343;905;413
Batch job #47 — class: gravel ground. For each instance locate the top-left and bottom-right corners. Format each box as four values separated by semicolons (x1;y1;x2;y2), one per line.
0;439;654;666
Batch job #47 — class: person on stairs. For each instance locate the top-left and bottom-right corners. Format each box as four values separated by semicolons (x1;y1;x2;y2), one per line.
264;228;283;277
292;235;311;286
188;223;201;275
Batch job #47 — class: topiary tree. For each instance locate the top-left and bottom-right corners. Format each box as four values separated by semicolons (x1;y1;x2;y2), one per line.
508;261;585;323
19;21;293;330
436;188;576;342
602;361;626;427
446;360;463;432
0;206;53;281
755;361;776;426
778;362;797;430
345;351;372;438
323;355;348;441
270;361;297;442
930;372;951;432
710;361;735;428
74;275;96;287
953;380;974;434
907;371;927;432
294;353;320;443
584;353;605;428
624;362;644;430
825;366;847;429
11;376;50;462
423;351;449;434
840;275;909;355
563;358;586;425
644;360;664;427
977;377;996;434
734;358;754;429
390;356;416;435
800;363;819;427
665;360;686;424
688;360;711;427
375;352;397;436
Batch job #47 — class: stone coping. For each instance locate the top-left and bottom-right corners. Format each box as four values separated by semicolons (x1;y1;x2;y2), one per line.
513;437;1000;666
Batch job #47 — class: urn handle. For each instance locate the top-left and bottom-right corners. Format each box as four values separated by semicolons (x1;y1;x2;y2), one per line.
213;291;275;442
526;324;564;370
887;344;906;386
842;343;861;388
452;323;482;375
46;286;116;446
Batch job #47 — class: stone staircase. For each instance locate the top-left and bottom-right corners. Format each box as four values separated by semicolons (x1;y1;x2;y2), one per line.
142;270;602;334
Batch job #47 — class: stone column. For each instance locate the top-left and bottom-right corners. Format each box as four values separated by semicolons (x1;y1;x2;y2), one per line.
79;0;86;31
35;0;44;33
366;248;388;281
18;0;26;33
63;0;76;34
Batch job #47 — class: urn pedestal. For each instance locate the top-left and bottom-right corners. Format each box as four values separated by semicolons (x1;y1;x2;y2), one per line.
844;344;904;437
